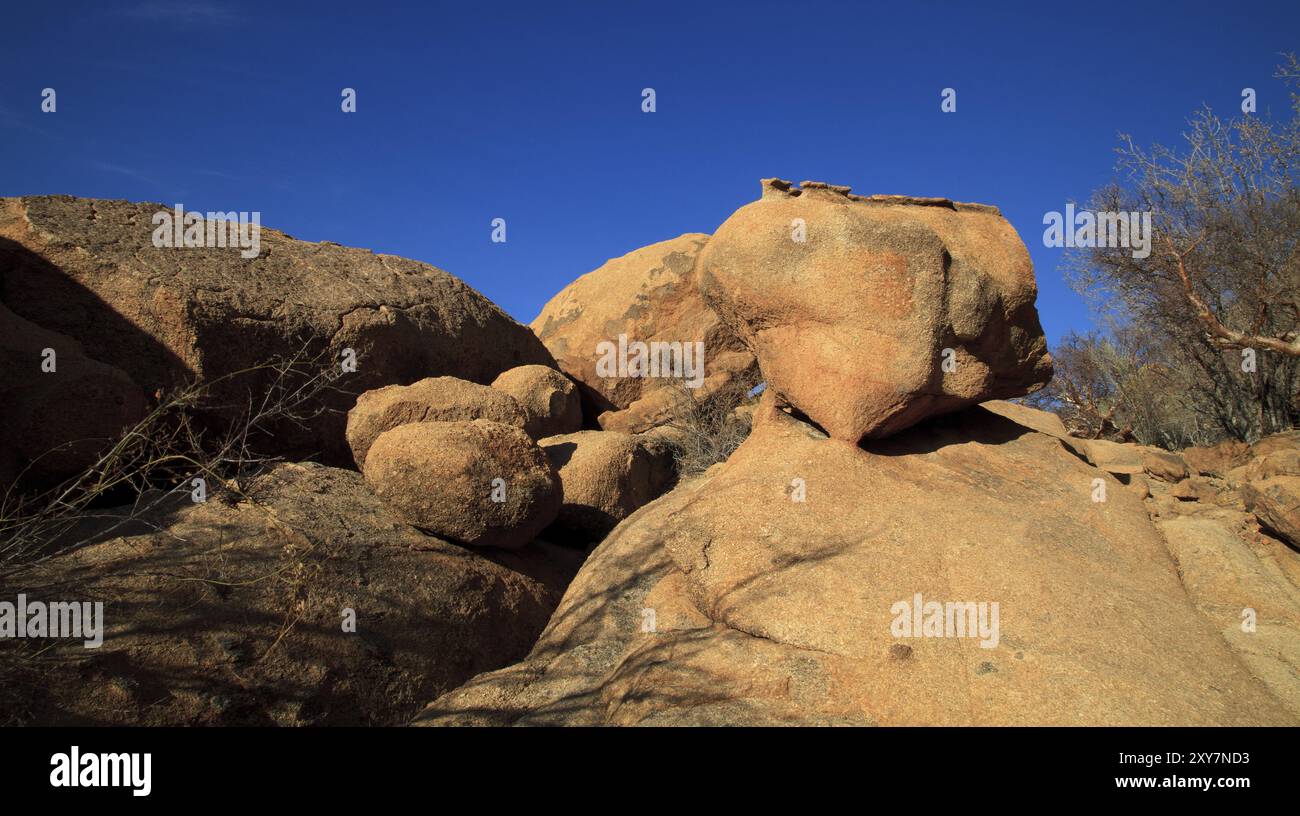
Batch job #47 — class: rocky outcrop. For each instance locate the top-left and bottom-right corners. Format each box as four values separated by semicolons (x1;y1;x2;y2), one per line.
1182;439;1253;477
415;399;1295;726
363;420;562;549
0;301;146;490
696;179;1052;445
540;430;676;542
0;196;554;464
1080;437;1145;476
346;376;528;469
1237;432;1300;483
530;233;757;432
1141;448;1189;483
1242;477;1300;549
4;463;582;726
1152;513;1300;717
490;365;583;439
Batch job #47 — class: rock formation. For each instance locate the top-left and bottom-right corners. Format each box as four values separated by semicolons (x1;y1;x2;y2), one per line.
5;463;581;726
416;399;1298;725
531;233;757;432
0;301;145;491
490;365;583;439
540;430;676;542
0;196;554;463
408;181;1296;727
346;376;529;469
363;420;562;549
5;182;1298;729
696;180;1053;444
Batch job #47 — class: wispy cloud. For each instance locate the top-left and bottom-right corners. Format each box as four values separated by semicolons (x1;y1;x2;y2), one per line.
120;1;236;26
0;102;60;140
86;160;170;190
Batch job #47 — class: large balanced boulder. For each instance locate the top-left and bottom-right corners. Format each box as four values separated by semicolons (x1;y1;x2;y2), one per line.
0;302;146;490
416;397;1294;726
2;462;581;726
540;430;676;542
531;233;757;432
346;376;528;469
0;196;553;462
696;180;1052;445
363;420;562;549
490;365;583;439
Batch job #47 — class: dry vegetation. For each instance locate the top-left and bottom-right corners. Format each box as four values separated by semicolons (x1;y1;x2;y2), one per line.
0;344;348;579
661;374;763;476
1027;54;1300;447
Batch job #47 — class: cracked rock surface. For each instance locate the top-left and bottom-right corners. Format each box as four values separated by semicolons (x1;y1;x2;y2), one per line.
0;196;554;463
414;397;1296;726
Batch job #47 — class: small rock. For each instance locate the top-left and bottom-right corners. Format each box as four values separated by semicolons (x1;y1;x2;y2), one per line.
1141;448;1189;482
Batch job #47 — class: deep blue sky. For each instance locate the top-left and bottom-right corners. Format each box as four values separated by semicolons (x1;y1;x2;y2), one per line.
3;1;1297;344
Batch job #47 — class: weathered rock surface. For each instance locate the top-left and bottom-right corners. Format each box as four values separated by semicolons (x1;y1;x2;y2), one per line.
0;301;146;490
1153;514;1300;717
539;430;676;542
1182;439;1252;477
1252;430;1300;459
1;462;582;726
695;180;1052;445
1081;437;1145;475
490;365;583;439
1242;476;1300;549
363;420;562;549
1141;447;1189;483
1240;449;1300;483
0;196;553;463
346;377;528;469
530;233;757;432
415;398;1293;726
1172;475;1222;503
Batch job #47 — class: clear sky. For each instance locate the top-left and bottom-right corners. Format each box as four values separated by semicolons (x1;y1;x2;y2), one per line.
3;1;1297;344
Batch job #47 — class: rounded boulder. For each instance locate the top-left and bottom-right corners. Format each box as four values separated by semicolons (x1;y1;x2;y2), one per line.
490;365;583;439
540;430;676;542
363;420;561;549
346;376;528;470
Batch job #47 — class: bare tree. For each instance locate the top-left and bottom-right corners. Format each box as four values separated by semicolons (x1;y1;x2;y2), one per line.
1066;54;1300;442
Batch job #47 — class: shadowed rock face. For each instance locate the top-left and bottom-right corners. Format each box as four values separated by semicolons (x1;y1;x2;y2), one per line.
414;398;1296;726
4;463;583;726
539;430;676;543
697;179;1053;445
530;233;757;431
0;196;554;463
0;301;146;491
